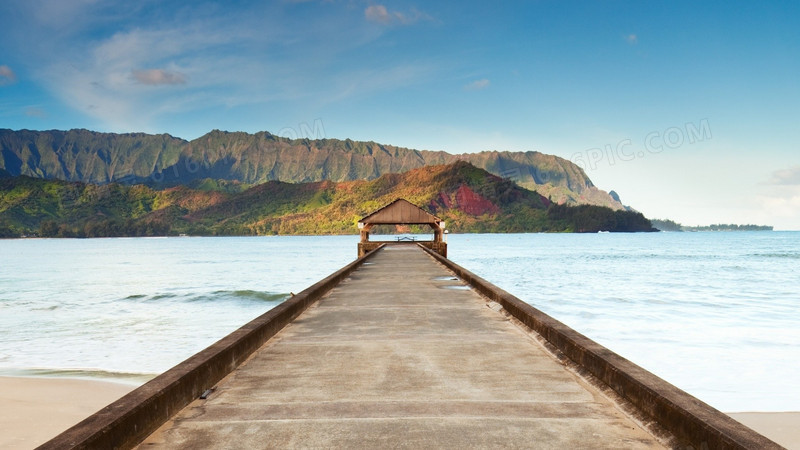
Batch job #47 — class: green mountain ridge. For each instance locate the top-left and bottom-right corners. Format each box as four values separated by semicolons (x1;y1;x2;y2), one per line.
0;161;654;238
0;128;624;209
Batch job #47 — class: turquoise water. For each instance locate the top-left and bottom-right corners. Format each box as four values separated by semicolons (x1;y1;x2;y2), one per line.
0;233;797;412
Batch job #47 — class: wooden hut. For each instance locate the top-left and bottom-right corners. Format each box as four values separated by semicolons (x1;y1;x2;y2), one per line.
357;199;447;257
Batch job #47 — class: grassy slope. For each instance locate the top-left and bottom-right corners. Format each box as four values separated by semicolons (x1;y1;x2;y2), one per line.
0;162;653;237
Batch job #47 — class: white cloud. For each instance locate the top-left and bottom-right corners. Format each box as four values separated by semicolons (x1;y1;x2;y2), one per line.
364;4;431;25
0;65;17;85
131;69;186;86
625;34;638;45
757;167;800;229
766;166;800;185
34;22;278;131
757;186;800;230
761;189;800;213
365;5;391;24
4;1;441;134
464;78;490;91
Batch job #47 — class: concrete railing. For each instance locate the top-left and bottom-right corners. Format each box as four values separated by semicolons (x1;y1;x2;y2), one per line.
39;245;386;450
419;244;781;450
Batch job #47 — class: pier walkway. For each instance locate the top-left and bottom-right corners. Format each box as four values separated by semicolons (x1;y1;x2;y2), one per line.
43;243;779;449
138;245;663;448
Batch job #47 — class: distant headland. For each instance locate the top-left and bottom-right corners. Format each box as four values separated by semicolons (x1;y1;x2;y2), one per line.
651;219;773;232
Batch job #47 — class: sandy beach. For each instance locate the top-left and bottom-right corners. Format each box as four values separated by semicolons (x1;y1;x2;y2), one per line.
0;377;136;450
728;412;800;450
0;376;797;449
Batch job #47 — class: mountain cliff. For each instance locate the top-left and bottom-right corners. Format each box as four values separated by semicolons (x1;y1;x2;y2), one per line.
0;162;654;237
0;129;623;209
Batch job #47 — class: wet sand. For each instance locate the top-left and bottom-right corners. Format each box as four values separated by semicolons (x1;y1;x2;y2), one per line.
0;376;136;450
728;412;800;450
0;376;797;449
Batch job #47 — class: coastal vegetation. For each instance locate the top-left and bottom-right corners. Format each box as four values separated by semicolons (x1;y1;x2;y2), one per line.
651;219;773;232
0;161;655;238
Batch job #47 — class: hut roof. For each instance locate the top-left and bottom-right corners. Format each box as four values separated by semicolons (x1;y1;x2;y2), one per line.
358;199;442;225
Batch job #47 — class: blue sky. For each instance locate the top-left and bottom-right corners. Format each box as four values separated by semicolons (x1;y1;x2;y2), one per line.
1;1;799;229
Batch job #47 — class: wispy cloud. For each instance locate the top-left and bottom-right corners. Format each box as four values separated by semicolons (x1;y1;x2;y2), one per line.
758;185;800;228
0;65;17;85
321;63;437;104
23;7;311;130
25;106;47;118
766;166;800;185
364;4;431;25
3;1;442;133
131;69;186;86
758;166;800;229
364;5;391;23
464;78;490;91
625;34;638;45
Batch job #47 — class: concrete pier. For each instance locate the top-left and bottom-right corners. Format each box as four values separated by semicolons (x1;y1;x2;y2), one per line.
138;246;663;448
42;244;780;449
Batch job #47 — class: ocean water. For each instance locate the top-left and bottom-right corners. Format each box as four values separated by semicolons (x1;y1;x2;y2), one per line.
449;232;800;412
0;233;797;412
0;236;355;383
